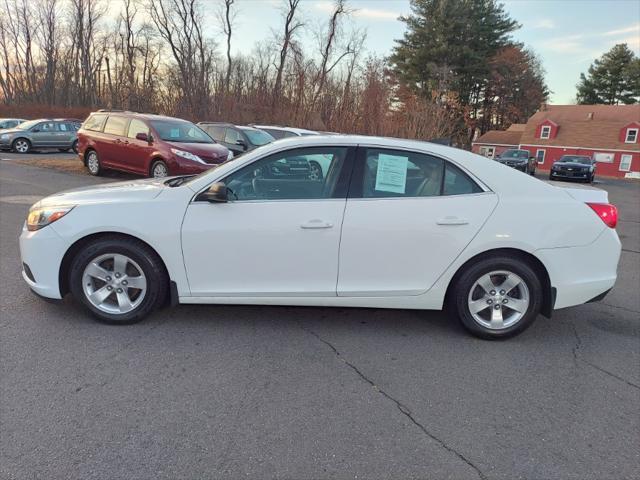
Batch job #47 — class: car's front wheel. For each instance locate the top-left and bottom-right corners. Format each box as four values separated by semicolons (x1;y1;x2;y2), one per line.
12;138;31;153
150;160;168;178
451;256;542;339
69;236;168;324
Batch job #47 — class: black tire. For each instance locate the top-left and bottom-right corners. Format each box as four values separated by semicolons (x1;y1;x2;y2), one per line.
72;140;79;154
150;159;169;178
12;138;31;153
308;161;324;181
85;149;101;176
59;148;70;152
69;236;168;325
450;255;543;339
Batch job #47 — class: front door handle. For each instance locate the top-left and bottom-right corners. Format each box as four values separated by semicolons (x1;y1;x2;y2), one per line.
300;219;333;229
436;216;469;226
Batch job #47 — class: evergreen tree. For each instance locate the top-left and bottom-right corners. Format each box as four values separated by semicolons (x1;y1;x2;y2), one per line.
576;44;639;105
390;0;519;106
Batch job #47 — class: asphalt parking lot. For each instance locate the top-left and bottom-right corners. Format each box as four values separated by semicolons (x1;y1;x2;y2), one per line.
1;155;639;480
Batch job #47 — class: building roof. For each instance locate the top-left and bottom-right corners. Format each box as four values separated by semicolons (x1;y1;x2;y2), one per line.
520;104;640;151
473;128;522;146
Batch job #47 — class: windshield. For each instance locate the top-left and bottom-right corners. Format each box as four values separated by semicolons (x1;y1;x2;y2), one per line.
559;156;591;164
16;120;41;130
501;150;528;159
240;128;274;146
150;120;213;143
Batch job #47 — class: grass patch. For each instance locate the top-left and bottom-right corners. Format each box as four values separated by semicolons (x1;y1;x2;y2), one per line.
11;157;87;176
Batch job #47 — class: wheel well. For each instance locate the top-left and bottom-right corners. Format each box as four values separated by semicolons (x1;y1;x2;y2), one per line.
58;232;170;297
149;157;166;176
12;137;30;145
83;147;95;166
444;248;554;318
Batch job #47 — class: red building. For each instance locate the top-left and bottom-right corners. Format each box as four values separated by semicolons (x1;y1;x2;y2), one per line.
472;104;640;179
471;124;524;158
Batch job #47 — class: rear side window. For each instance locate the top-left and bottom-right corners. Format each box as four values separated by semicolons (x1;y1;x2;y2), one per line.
443;163;482;195
127;119;148;138
83;114;107;132
359;148;482;198
103;116;128;136
262;128;288;140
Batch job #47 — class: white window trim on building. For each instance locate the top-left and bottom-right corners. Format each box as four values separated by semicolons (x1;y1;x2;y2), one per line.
540;126;551;139
536;149;545;164
625;128;638;143
479;146;495;158
619;154;633;172
594;152;614;163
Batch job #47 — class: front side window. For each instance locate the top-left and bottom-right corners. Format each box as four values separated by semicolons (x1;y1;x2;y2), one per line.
241;128;274;146
204;125;225;142
224;128;241;144
127;119;149;139
103;116;128;136
38;122;57;132
223;147;349;201
261;128;287;140
540;126;551;139
83;114;107;132
625;128;638;143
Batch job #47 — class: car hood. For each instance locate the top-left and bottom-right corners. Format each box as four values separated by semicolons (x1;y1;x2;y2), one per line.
165;141;228;157
34;177;168;208
0;128;24;136
553;161;590;168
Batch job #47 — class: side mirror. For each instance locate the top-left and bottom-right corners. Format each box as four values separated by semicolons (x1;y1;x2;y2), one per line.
198;182;228;203
135;132;149;142
236;139;247;150
32;128;40;133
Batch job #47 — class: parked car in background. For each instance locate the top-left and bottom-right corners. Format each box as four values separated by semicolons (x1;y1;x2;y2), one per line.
20;135;620;340
198;122;275;156
0;118;26;130
78;111;231;178
495;149;536;175
252;125;319;139
0;119;79;153
550;155;596;183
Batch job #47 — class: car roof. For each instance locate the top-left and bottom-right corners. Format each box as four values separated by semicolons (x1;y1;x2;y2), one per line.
91;110;192;123
0;118;26;121
253;125;318;135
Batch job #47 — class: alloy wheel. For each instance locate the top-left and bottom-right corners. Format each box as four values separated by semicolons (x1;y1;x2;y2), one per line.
87;152;99;174
152;163;168;178
82;253;147;314
467;270;530;330
308;163;322;181
14;140;29;153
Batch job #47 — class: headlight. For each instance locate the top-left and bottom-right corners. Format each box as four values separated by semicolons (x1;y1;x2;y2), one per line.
171;148;204;164
227;149;234;161
26;206;74;231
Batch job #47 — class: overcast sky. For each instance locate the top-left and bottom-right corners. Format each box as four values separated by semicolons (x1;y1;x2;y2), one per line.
220;0;640;104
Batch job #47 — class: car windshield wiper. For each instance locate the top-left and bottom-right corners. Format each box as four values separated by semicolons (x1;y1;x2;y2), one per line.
165;175;194;187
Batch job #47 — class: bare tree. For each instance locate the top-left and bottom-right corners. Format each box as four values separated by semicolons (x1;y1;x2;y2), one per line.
272;0;303;113
217;0;236;94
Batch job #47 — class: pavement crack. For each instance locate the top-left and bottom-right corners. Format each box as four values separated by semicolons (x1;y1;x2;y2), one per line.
621;248;640;254
598;302;640;315
301;325;487;480
568;321;639;390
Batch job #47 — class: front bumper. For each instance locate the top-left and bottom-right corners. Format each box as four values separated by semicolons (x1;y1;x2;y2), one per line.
535;227;620;309
501;162;527;172
550;169;590;180
0;138;13;150
19;223;68;299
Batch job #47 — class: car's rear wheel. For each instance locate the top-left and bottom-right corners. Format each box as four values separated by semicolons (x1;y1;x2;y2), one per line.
58;148;70;152
451;256;542;339
151;160;168;178
86;150;101;176
69;236;167;324
12;138;31;153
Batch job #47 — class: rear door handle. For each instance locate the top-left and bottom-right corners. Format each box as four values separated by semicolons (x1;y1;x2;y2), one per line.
300;219;333;229
436;216;469;226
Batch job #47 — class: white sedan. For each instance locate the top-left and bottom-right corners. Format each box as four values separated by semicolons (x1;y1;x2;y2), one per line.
19;136;621;339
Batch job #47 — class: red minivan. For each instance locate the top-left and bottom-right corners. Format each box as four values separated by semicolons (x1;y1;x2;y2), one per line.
77;111;231;178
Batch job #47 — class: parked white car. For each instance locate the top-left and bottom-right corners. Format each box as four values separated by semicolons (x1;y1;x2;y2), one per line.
19;136;620;338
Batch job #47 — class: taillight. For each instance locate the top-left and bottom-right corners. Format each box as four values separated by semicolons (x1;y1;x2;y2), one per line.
587;203;618;228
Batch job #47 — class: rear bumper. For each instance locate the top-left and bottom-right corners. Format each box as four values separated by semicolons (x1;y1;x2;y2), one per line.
535;227;621;310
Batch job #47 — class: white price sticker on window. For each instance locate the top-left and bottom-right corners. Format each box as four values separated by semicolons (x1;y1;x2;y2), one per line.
375;154;408;194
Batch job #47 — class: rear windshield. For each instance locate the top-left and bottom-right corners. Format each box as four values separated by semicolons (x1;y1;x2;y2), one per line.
240;128;274;146
150;120;213;143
